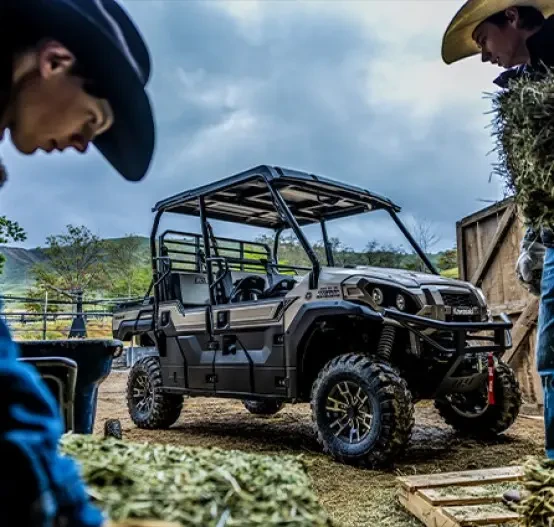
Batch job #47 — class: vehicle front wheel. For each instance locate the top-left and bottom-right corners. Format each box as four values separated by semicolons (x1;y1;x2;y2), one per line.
311;353;414;468
243;399;283;415
435;360;522;438
127;357;184;429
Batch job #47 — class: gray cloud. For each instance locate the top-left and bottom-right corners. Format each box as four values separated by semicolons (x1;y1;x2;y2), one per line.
1;0;502;255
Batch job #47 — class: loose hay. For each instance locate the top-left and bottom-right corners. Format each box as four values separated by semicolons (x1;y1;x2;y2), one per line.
60;434;332;526
434;481;521;498
491;68;554;229
518;456;554;526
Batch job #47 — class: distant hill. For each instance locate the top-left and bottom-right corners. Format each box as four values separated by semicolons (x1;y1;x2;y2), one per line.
0;246;47;291
0;236;150;292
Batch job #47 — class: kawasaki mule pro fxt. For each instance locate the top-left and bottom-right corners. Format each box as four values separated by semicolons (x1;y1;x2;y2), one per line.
113;165;520;467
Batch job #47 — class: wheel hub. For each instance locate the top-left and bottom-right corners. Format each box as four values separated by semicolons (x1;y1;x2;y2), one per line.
132;373;154;415
324;381;373;444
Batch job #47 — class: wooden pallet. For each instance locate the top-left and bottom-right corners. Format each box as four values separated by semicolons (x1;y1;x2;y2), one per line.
397;466;524;526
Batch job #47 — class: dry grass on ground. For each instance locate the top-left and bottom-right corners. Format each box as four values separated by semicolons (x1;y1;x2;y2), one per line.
94;371;545;527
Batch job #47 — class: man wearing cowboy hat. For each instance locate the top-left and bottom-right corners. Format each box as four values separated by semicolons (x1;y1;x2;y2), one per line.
442;0;554;506
0;0;155;525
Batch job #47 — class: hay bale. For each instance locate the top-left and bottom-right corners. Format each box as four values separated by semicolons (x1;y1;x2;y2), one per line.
60;434;332;526
491;68;554;230
518;457;554;526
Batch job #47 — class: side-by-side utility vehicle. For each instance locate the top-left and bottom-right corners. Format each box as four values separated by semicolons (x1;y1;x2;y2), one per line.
113;165;520;467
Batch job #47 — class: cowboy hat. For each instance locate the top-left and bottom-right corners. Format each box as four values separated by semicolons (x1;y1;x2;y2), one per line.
442;0;554;65
2;0;155;182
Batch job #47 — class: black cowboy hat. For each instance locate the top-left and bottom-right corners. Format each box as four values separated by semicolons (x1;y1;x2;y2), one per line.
4;0;155;182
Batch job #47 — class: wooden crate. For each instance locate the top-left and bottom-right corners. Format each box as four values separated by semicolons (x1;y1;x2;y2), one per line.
456;198;542;409
397;466;524;526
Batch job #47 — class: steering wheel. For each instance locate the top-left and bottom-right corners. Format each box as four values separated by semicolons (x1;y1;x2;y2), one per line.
262;277;297;298
229;276;266;303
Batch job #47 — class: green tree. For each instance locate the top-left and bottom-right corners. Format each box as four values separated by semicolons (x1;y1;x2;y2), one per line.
0;216;26;274
109;264;152;298
364;240;407;268
437;248;458;271
105;234;149;298
30;224;108;293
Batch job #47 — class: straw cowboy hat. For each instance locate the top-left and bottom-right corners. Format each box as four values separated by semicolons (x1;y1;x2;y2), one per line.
442;0;554;64
1;0;155;182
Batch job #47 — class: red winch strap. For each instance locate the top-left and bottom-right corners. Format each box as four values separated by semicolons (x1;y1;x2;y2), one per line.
487;352;495;405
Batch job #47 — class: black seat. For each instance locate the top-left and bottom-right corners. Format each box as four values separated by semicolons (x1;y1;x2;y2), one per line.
229;275;266;303
260;276;297;299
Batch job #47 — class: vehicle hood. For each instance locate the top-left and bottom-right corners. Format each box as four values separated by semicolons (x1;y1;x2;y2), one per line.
321;266;470;289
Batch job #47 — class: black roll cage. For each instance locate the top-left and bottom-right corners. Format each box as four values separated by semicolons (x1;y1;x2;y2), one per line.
149;166;439;304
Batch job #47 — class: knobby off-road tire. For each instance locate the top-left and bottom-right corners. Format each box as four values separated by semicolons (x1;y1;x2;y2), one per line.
127;357;184;429
243;399;284;415
435;360;522;438
311;353;414;468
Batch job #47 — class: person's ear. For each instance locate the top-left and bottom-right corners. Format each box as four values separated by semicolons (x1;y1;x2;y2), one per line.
37;40;76;79
504;7;520;28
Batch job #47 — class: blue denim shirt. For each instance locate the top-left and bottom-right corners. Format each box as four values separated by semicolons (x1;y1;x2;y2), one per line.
0;309;104;526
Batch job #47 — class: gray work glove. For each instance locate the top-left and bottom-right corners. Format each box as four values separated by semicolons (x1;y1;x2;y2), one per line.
516;227;545;296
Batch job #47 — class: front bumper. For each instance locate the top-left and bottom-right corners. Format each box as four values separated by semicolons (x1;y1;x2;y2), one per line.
382;309;513;396
382;308;512;355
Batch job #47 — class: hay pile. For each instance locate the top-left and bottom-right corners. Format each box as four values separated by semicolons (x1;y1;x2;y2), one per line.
60;434;332;526
518;456;554;526
491;68;554;229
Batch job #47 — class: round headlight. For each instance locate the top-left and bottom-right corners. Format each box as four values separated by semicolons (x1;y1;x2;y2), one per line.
396;294;406;311
372;287;384;305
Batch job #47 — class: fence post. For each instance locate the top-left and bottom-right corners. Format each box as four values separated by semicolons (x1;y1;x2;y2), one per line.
42;291;48;340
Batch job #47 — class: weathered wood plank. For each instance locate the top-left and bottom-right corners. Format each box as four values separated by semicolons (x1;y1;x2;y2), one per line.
420;486;504;507
397;466;523;492
443;504;519;525
489;300;527;316
502;298;540;365
470;203;517;287
398;487;460;527
458;198;512;228
476;222;483;265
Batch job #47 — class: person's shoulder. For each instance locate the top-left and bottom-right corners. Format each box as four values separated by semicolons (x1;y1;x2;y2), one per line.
493;65;528;88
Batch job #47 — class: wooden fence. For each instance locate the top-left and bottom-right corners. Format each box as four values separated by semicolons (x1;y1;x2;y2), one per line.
456;197;542;410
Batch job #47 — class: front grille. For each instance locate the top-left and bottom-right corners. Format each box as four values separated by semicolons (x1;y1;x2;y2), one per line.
440;291;479;307
439;289;483;322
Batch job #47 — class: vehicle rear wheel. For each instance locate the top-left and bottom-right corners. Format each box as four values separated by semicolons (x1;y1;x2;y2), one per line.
243;399;283;415
311;353;414;468
127;357;184;429
435;360;522;437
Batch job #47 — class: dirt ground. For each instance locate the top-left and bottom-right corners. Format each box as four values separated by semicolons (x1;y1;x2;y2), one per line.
95;370;545;527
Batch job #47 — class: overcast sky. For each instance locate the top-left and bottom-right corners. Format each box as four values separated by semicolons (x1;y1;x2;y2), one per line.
1;0;507;252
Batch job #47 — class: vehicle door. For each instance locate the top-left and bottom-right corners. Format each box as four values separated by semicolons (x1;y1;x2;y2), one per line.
157;272;216;394
211;291;287;397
